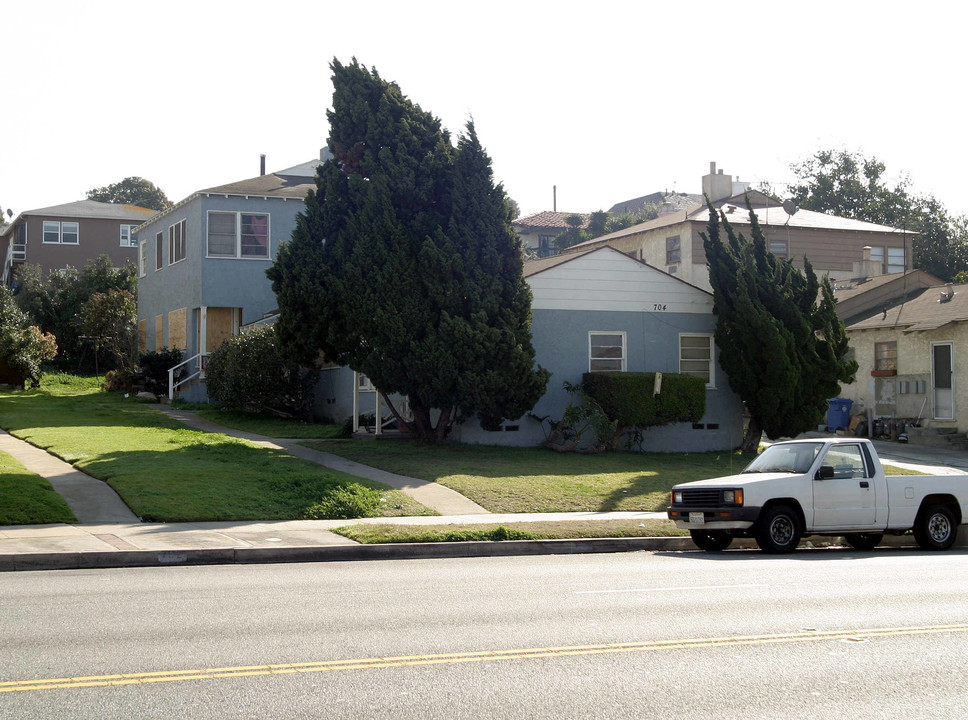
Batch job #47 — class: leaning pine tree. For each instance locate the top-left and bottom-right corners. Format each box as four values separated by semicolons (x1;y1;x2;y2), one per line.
267;59;548;440
701;196;857;453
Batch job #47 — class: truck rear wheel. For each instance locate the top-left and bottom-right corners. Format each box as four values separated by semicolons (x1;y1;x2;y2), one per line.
755;504;801;554
690;530;733;551
843;533;883;551
914;503;958;551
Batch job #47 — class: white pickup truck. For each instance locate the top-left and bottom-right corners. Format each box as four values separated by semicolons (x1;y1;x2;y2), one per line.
667;437;968;553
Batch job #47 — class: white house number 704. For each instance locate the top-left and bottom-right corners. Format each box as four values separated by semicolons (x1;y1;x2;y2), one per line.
653;304;667;311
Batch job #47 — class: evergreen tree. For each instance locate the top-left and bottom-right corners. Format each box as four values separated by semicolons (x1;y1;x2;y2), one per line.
702;196;857;452
267;59;548;440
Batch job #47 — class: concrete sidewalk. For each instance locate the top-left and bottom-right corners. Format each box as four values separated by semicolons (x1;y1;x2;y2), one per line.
3;407;968;572
0;511;679;572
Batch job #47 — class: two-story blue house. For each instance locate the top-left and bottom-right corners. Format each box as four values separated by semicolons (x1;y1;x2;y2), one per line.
135;155;324;400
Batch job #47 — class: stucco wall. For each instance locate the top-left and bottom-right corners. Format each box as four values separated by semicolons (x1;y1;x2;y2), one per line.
452;307;744;451
136;194;305;356
841;325;968;429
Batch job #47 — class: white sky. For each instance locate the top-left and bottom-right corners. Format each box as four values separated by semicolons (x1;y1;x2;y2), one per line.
4;1;966;223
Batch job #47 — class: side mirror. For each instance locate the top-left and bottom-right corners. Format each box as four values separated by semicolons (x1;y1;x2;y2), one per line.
815;465;834;480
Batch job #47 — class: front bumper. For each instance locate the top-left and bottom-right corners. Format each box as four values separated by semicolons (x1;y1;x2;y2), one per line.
667;506;761;531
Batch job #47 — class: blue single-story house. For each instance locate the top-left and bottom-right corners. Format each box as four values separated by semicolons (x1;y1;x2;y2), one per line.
316;246;744;451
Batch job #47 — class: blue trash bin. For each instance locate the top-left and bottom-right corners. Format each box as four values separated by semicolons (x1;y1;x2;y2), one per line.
826;398;853;431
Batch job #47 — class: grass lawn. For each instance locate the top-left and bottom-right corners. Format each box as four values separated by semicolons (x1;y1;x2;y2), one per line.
334;519;688;544
0;375;433;522
0;450;77;525
173;401;345;439
303;440;757;513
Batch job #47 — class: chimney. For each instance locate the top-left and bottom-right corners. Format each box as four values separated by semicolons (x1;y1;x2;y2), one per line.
553;185;557;212
702;161;734;203
260;154;266;176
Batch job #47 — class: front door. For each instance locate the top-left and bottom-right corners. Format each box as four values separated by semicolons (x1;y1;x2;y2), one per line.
812;443;876;528
932;342;954;420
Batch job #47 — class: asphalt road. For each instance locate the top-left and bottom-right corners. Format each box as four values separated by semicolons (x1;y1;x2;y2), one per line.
3;548;968;718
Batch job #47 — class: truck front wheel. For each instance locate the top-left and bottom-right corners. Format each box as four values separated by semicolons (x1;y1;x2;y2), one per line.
914;503;958;551
690;530;733;551
755;504;801;554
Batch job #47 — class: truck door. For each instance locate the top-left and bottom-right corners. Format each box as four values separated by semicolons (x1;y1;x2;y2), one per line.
812;443;876;528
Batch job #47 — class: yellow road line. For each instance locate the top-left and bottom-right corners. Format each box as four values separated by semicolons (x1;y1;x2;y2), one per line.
3;623;967;694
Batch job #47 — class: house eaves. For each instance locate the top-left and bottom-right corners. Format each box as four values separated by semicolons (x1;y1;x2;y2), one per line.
133;170;316;233
846;282;968;333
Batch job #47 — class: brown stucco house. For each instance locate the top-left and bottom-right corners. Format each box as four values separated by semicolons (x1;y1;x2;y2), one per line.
1;200;156;285
565;163;914;293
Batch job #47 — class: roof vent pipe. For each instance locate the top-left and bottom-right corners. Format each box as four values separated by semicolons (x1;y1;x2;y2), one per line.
260;154;266;176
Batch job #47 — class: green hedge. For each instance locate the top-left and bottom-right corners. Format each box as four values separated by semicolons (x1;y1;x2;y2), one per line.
581;372;706;428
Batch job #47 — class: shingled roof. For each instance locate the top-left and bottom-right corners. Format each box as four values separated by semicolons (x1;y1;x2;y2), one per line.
848;282;968;333
512;211;588;230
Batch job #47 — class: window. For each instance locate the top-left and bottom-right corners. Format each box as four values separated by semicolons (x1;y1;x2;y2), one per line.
43;221;60;243
139;241;147;277
42;221;79;244
207;212;270;258
888;247;905;274
169;219;186;264
822;444;869;479
155;231;163;270
666;236;681;265
680;334;714;387
120;225;137;247
769;240;788;258
589;332;625;372
61;222;78;244
869;246;885;272
875;341;897;371
538;234;555;258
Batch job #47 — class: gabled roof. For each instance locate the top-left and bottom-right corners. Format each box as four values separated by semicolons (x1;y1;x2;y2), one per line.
694;200;911;234
512;211;587;230
608;191;703;216
565;192;913;254
523;244;710;294
135;161;320;231
199;172;316;199
1;200;156;239
847;282;968;333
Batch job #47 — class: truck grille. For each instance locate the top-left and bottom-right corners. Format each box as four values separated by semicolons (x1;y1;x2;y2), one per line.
678;489;722;507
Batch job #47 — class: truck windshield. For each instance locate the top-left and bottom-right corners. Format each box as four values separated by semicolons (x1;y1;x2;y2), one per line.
742;443;823;474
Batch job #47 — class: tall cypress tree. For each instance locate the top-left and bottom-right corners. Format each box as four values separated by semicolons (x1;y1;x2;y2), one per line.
268;60;548;440
702;196;857;452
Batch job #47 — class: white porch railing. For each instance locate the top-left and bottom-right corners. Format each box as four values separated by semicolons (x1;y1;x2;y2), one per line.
168;352;210;400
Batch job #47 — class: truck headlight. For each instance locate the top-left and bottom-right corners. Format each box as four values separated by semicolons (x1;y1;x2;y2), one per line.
723;489;744;506
673;491;683;504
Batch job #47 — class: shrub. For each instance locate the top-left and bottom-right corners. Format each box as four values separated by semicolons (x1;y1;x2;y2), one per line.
0;286;58;388
205;325;316;420
138;348;185;395
304;483;385;519
582;372;706;430
103;368;135;392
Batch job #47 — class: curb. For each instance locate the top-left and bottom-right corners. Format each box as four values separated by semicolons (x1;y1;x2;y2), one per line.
0;537;698;572
0;534;934;573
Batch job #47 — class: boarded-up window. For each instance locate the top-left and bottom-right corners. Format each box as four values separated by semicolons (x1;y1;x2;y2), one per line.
139;320;146;355
168;308;187;350
204;308;239;353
